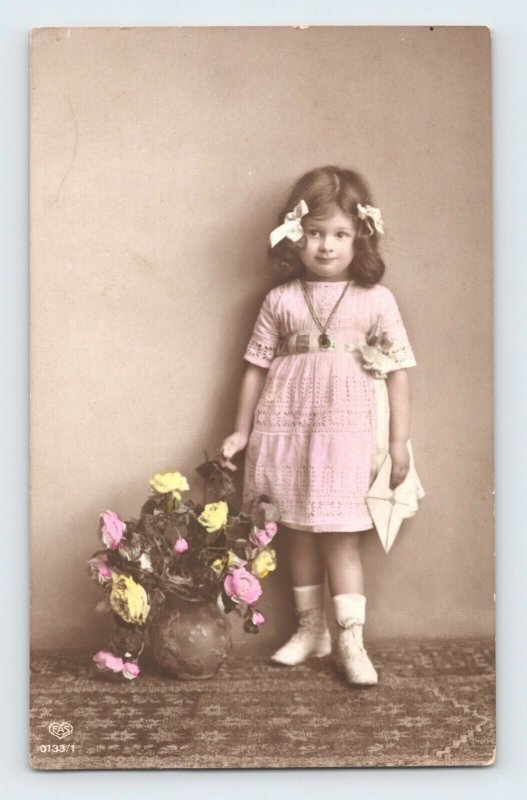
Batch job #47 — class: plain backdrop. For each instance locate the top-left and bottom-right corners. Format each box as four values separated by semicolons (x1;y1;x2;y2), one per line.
29;25;494;651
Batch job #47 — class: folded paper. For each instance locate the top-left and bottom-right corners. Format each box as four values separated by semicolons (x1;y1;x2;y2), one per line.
366;442;425;553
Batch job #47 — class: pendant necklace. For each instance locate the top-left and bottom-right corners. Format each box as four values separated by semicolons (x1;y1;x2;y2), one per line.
299;278;351;349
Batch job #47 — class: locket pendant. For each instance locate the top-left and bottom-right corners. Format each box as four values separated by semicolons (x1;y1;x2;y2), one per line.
299;278;350;352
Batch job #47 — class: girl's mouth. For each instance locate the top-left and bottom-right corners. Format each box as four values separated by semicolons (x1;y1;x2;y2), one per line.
316;257;335;264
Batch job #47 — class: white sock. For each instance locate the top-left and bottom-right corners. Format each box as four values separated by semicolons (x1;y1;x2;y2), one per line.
332;593;366;627
293;583;325;613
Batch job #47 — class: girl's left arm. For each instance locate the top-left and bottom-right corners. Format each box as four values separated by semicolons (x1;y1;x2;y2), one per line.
386;369;411;489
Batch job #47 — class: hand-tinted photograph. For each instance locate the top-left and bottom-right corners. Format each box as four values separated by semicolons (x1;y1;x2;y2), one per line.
30;25;494;769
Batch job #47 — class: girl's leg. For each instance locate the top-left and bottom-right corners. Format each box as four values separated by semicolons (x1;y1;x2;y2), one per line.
286;528;325;586
319;531;378;686
318;531;364;595
270;526;331;665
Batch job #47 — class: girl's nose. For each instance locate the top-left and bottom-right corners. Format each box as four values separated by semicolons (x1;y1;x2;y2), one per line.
319;236;334;252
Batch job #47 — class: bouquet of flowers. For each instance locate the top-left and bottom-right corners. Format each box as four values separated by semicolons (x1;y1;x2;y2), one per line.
88;458;280;680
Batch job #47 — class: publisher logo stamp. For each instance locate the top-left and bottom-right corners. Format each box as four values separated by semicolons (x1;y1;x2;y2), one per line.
48;721;73;740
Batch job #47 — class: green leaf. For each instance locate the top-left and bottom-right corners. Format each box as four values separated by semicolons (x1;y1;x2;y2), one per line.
260;502;280;522
243;618;260;634
221;590;236;613
165;573;194;587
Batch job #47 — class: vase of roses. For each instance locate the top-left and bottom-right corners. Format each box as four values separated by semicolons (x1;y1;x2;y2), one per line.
88;458;279;680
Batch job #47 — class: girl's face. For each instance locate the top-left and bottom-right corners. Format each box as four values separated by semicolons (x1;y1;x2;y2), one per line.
299;204;356;281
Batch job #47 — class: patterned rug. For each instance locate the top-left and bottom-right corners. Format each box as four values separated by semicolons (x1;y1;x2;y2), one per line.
30;638;495;769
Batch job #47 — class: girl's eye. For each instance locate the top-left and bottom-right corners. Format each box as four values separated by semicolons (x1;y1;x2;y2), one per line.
306;228;351;239
307;230;351;238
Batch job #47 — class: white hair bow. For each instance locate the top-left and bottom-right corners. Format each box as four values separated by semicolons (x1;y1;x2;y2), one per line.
357;203;385;235
269;200;309;248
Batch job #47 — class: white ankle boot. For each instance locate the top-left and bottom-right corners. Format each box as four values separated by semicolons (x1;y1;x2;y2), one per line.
270;584;332;666
333;593;378;686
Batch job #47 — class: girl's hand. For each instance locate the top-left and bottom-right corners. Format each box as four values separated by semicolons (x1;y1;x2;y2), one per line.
218;432;249;472
389;441;410;490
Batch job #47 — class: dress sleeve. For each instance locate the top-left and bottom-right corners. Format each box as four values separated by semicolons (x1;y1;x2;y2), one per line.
243;291;280;368
376;287;417;370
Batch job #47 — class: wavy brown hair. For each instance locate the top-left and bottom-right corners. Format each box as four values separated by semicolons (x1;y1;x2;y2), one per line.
268;165;385;287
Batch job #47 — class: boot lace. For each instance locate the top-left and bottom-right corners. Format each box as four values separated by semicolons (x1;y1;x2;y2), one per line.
282;610;327;645
340;627;366;659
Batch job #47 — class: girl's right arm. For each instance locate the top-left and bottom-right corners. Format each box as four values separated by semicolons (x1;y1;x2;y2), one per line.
219;363;268;470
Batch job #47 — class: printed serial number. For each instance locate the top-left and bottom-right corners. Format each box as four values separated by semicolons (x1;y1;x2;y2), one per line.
38;744;75;753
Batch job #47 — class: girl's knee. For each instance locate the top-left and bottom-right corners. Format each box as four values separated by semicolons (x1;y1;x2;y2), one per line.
321;531;361;554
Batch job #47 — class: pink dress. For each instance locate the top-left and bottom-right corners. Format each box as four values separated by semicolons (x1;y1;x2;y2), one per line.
242;279;417;533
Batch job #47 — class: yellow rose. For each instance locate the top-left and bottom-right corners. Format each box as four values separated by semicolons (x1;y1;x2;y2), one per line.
149;471;189;500
110;574;150;624
198;501;228;533
251;548;277;579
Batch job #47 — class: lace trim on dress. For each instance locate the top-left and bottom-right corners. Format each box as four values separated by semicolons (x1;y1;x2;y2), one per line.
384;343;416;368
255;406;374;435
245;337;277;366
244;461;375;528
255;372;374;434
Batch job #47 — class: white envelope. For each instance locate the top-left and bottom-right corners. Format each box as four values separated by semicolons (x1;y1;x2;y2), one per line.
366;443;425;553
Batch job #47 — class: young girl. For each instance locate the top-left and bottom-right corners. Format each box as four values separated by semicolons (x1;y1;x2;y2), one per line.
219;165;417;687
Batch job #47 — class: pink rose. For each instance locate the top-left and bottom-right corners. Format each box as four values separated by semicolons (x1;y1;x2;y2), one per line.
251;610;265;626
174;538;189;554
93;650;124;673
249;521;278;549
87;554;112;583
99;510;126;550
122;662;140;680
224;567;262;605
249;527;269;548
